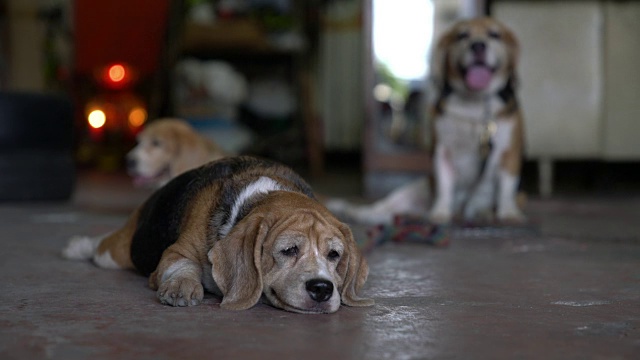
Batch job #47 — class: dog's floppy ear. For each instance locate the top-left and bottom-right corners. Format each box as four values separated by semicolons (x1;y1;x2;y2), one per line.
428;27;456;110
504;26;520;86
168;125;199;176
336;223;374;307
209;215;268;310
501;24;520;72
429;29;455;94
497;24;521;108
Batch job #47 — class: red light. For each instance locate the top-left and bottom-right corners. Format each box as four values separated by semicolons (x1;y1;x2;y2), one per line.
108;64;126;83
99;63;136;89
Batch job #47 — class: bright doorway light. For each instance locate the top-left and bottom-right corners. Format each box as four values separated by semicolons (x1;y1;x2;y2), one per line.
373;0;434;80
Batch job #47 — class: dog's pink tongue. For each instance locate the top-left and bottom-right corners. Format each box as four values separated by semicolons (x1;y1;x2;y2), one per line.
465;65;492;90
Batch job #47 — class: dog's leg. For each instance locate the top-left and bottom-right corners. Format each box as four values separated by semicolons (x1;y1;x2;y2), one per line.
62;233;133;270
325;178;429;225
62;213;137;270
62;235;103;261
62;230;133;269
149;247;204;307
429;145;454;223
463;175;496;222
496;170;524;221
496;119;525;222
464;151;500;222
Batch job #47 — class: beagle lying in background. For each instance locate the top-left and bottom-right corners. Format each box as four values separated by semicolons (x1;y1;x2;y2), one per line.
63;156;373;314
328;17;525;225
126;118;227;188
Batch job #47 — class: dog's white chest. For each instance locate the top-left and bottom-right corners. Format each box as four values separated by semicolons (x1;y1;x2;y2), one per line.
436;117;513;152
435;97;514;185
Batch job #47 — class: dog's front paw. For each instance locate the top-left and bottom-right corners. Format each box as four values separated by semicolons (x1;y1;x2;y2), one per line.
497;207;526;223
428;208;452;224
157;278;204;307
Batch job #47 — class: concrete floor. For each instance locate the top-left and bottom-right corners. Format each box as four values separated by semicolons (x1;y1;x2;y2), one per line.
1;171;640;359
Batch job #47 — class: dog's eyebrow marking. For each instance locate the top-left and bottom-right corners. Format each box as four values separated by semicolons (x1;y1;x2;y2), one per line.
219;176;283;238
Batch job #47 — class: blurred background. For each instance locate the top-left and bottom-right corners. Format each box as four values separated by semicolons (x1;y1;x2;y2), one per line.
1;0;639;202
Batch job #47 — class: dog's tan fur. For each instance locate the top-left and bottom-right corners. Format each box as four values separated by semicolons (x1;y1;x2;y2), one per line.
127;118;227;187
63;157;373;314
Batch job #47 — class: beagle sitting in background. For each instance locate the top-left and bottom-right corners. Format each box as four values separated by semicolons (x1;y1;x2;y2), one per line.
63;156;373;314
428;16;525;223
126;118;227;188
328;17;525;225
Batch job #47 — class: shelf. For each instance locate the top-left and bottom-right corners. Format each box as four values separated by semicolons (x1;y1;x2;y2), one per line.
181;20;301;58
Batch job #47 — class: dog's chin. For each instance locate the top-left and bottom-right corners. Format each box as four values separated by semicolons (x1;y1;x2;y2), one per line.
129;167;171;188
265;289;339;314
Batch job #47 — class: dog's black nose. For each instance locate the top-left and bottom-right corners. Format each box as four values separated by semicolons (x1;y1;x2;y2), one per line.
126;157;137;171
306;279;334;303
471;41;486;54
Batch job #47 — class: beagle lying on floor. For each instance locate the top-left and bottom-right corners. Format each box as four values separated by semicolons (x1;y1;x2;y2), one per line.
126;118;227;188
63;156;373;314
328;17;525;225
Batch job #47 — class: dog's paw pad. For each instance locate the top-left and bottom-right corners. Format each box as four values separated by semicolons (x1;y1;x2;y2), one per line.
157;278;204;307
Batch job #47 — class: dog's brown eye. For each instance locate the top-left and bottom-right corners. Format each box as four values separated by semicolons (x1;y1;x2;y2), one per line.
281;246;298;257
488;30;501;39
327;250;340;261
151;138;161;147
456;31;470;41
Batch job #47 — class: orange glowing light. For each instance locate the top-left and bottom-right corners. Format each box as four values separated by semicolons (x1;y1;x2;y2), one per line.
128;107;147;127
88;109;106;129
108;64;126;83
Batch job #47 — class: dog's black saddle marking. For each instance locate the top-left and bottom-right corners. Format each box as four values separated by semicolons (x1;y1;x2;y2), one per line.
130;156;314;276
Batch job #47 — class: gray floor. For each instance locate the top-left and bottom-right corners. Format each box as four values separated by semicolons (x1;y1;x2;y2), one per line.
1;171;640;359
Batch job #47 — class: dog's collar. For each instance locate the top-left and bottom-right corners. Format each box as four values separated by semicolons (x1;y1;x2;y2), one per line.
442;94;503;123
442;96;497;160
